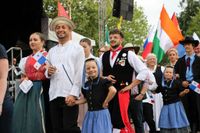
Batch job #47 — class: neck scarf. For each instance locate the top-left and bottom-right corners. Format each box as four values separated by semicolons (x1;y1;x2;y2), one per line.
110;45;123;59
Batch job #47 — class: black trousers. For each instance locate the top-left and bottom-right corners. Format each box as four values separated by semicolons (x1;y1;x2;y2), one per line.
50;97;80;133
143;103;156;133
181;91;200;133
129;95;144;133
42;80;53;133
0;92;13;133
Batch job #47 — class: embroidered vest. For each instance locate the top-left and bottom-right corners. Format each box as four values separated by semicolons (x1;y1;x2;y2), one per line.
102;49;134;91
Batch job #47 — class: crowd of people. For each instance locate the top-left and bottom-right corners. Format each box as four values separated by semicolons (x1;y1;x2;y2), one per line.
0;16;200;133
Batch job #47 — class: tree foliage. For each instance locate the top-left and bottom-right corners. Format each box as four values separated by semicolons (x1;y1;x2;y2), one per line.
107;6;148;46
43;0;148;49
178;0;200;35
187;8;200;36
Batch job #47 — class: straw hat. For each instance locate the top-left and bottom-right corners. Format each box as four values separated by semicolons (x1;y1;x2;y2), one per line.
50;16;75;31
124;43;140;54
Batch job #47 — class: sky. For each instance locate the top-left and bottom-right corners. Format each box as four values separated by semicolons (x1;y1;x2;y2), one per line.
135;0;183;27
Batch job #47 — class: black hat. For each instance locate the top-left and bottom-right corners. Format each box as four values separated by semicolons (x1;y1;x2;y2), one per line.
179;36;199;47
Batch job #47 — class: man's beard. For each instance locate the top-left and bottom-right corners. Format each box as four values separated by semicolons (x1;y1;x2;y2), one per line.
111;44;120;49
57;34;66;39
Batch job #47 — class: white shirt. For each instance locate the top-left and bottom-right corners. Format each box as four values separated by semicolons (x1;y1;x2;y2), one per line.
18;57;28;74
46;40;85;101
86;53;101;66
143;69;158;104
85;53;97;60
100;50;148;81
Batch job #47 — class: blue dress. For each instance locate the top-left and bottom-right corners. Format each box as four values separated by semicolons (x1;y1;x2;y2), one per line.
81;78;112;133
156;80;190;133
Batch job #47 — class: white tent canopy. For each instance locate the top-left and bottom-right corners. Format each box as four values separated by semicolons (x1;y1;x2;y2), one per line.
48;18;96;46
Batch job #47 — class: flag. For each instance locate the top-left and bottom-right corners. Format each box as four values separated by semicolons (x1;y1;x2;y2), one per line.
57;1;70;19
189;81;200;94
152;6;184;63
171;13;180;31
117;16;123;30
105;24;110;45
32;52;47;70
142;26;156;59
171;12;185;58
193;32;200;41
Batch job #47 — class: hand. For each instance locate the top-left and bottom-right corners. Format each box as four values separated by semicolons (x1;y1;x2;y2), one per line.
119;86;131;93
107;75;117;84
102;102;108;108
182;81;189;88
65;95;76;106
175;74;180;79
184;89;190;94
135;94;144;101
48;66;57;76
20;74;28;83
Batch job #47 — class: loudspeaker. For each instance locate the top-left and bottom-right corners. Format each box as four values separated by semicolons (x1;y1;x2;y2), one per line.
113;0;134;21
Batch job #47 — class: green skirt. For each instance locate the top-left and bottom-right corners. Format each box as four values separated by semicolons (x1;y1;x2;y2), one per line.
12;81;46;133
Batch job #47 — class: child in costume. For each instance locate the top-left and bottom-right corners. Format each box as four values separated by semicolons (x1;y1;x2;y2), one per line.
75;58;116;133
156;65;190;133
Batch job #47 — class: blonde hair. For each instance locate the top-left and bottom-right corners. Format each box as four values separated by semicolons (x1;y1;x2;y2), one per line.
167;48;179;59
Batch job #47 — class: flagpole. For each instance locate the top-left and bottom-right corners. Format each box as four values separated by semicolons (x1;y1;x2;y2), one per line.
66;0;71;19
98;0;106;48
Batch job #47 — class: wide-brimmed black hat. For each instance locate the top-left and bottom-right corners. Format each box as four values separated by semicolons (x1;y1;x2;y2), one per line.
179;36;199;47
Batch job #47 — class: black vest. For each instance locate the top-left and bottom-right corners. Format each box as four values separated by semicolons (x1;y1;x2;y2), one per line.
154;66;163;87
102;49;134;91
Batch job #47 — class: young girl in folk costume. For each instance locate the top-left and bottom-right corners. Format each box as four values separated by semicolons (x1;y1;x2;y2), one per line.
75;58;117;133
156;65;190;133
12;32;47;133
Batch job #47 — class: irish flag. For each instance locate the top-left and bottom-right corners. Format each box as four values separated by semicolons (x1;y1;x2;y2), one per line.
152;6;184;63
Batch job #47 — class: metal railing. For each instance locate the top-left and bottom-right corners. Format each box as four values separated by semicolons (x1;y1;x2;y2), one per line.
7;47;23;100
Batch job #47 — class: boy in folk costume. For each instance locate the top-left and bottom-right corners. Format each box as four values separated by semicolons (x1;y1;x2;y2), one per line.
174;36;200;133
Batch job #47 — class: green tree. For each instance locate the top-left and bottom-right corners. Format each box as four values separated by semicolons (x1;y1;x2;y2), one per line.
43;0;148;49
186;8;200;36
178;0;200;35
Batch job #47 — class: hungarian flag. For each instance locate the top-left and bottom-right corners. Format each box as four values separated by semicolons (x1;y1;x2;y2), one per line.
189;81;200;94
152;6;184;63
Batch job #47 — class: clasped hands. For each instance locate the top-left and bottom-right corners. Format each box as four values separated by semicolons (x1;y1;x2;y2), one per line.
65;95;77;106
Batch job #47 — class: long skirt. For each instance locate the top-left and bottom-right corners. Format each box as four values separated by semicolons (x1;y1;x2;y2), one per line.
159;101;190;133
81;109;112;133
160;127;190;133
12;81;45;133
